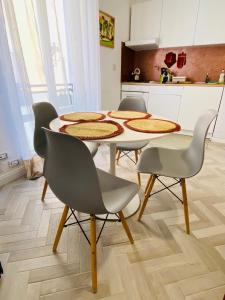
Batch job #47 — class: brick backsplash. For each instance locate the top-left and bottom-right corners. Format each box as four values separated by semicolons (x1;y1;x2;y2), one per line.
121;43;225;83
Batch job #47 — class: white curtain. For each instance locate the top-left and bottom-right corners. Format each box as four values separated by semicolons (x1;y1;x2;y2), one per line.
0;0;31;160
64;0;101;111
0;0;101;163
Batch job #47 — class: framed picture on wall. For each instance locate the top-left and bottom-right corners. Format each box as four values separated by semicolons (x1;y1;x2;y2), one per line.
99;10;115;48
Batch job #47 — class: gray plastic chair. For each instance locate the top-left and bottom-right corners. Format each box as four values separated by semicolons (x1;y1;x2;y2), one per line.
43;128;138;293
137;110;217;234
116;97;149;185
32;102;99;201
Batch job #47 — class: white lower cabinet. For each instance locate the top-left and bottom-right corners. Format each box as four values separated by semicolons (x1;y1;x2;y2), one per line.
148;86;183;121
213;90;225;139
178;87;223;134
148;94;182;121
121;84;224;137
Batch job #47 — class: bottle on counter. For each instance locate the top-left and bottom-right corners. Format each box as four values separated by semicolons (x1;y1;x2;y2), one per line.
219;69;225;84
205;73;209;83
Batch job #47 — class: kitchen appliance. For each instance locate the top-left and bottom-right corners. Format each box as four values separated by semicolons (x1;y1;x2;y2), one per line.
125;39;159;51
160;68;171;84
132;67;141;81
219;69;225;83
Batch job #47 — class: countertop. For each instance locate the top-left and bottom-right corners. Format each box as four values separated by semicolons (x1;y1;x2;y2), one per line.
122;82;225;87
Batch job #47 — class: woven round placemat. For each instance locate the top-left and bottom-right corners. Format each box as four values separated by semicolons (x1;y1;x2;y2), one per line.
124;118;181;133
108;110;151;120
60;112;105;122
60;120;124;140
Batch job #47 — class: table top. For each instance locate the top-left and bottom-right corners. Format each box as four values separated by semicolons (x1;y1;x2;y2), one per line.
49;111;170;144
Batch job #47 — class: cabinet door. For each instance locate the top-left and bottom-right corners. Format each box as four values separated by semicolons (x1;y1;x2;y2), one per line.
178;87;223;133
194;0;225;45
213;90;225;139
130;0;163;41
159;0;198;47
148;93;182;121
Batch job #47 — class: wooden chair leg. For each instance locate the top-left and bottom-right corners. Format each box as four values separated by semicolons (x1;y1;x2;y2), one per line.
41;179;48;202
134;150;141;186
134;150;139;164
90;215;97;293
137;172;141;186
138;175;156;221
53;205;69;252
144;175;153;195
116;150;121;165
181;178;190;234
118;211;134;244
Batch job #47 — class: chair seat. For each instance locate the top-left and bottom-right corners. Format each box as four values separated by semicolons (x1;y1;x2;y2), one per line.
137;147;196;179
117;141;148;151
84;142;99;157
97;169;138;214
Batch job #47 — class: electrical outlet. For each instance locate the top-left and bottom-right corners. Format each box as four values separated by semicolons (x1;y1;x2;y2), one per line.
0;153;8;160
8;160;20;168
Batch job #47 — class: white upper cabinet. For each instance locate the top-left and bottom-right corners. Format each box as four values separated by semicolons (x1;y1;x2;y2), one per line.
130;0;163;41
159;0;199;48
194;0;225;45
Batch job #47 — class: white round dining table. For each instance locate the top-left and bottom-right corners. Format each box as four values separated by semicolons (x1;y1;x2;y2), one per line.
50;112;169;220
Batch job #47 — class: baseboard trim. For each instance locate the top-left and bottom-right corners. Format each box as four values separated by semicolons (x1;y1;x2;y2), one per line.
0;165;26;188
211;137;225;144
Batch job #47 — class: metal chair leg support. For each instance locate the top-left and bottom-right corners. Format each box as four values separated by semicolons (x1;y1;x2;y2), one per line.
53;205;69;252
90;215;97;293
41;179;48;202
138;175;156;221
119;151;136;164
181;179;190;234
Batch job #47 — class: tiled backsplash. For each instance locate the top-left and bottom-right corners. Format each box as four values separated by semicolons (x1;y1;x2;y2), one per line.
121;43;225;83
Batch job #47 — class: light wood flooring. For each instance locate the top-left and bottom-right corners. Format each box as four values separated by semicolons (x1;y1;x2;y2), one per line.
0;134;225;299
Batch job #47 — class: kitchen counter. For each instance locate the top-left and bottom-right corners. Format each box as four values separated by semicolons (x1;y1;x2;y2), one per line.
122;82;225;87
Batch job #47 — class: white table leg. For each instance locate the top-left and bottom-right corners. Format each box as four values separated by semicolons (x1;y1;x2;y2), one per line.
96;142;141;221
109;143;116;175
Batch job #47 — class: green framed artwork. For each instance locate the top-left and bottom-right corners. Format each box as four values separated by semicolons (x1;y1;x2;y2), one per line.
99;10;115;48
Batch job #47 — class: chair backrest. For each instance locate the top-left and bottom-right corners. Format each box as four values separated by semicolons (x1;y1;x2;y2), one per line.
32;102;58;158
43;128;107;215
184;109;217;177
119;97;147;112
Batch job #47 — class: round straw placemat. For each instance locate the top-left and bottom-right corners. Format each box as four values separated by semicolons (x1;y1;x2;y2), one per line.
60;120;124;140
60;112;105;122
108;110;151;120
124;118;181;133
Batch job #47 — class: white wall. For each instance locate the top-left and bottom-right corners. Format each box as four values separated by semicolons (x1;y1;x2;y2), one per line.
99;0;131;110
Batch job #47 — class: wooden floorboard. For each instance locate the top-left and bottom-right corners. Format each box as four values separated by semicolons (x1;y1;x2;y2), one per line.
0;135;225;299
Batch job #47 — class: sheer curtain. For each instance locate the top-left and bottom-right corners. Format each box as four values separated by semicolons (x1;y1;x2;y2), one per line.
0;0;101;178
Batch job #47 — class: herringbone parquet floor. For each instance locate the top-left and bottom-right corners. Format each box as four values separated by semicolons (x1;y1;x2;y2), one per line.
0;134;225;300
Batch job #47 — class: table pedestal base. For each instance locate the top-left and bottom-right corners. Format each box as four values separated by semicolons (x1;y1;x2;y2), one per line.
96;194;141;221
